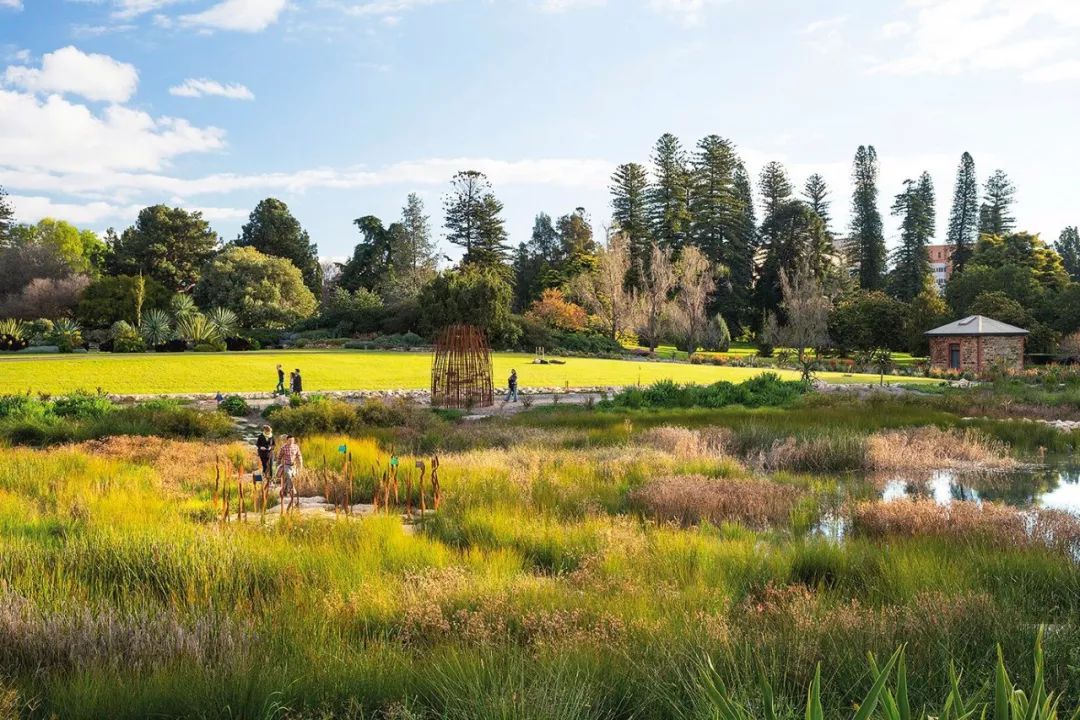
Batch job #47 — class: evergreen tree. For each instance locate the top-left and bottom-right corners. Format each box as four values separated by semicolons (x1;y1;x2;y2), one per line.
849;145;886;290
1057;226;1080;281
609;163;652;283
512;213;559;311
755;201;829;316
340;215;397;292
758;161;793;218
978;169;1017;237
945;152;978;272
237;198;322;294
0;186;14;245
398;193;437;271
802;173;831;231
107;205;219;292
443;170;510;269
556;207;597;278
646;133;691;254
890;172;936;302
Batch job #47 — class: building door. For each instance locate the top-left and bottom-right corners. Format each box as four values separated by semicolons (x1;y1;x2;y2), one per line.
949;344;961;370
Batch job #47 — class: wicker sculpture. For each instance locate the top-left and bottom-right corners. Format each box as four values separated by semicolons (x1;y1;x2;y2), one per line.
430;324;494;409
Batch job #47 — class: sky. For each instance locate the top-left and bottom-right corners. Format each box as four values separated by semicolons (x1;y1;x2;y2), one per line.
2;0;1079;263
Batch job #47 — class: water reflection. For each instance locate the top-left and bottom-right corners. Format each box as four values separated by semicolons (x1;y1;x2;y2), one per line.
876;465;1080;515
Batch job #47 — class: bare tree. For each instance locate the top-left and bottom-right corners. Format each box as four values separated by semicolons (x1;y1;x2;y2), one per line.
671;245;716;355
634;242;678;352
764;259;831;383
0;275;90;320
570;231;635;341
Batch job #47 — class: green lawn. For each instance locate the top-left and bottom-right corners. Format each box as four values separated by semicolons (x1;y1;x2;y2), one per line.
0;349;934;395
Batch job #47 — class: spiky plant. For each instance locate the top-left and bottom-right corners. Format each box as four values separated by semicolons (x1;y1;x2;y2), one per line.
0;318;29;340
51;318;82;352
207;307;239;338
174;313;221;345
170;294;197;321
140;308;174;346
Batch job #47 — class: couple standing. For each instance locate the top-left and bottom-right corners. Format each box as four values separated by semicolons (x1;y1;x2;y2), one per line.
256;424;303;510
275;364;303;396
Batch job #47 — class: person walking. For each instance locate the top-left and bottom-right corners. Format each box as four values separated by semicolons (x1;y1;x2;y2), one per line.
291;368;303;396
276;434;303;512
505;369;519;403
255;424;275;481
275;364;286;395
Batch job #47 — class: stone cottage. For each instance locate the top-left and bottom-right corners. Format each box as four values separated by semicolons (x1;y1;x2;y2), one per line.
925;315;1028;373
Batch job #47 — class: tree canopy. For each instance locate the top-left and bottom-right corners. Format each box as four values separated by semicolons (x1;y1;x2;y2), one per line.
108;205;219;291
194;246;317;328
236;198;322;294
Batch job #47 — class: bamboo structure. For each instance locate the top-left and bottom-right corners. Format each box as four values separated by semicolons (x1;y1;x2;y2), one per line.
431;324;494;409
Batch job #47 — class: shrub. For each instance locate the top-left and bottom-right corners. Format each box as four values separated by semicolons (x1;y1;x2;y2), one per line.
0;394;48;421
50;318;82;353
217;395;250;417
155;339;188;353
224;336;260;351
193;342;225;353
604;374;806;410
0;333;29;352
524;289;589;332
139;308;174;346
51;391;116;420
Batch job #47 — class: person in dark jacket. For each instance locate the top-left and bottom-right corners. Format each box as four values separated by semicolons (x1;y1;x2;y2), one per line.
505;369;519;403
275;364;286;395
255;425;275;480
291;368;303;395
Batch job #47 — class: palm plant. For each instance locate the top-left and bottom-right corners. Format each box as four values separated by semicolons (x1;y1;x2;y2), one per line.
0;318;29;339
140;308;174;346
207;307;239;338
51;318;82;352
170;294;197;321
174;313;221;345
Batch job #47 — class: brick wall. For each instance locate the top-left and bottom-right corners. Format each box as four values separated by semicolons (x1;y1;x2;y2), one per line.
928;335;1025;372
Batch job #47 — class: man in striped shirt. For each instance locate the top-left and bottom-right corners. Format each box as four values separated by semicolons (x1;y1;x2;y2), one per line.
276;434;303;512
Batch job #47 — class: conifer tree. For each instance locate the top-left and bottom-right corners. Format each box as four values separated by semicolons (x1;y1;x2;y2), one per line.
849;145;886;290
945;152;978;272
398;193;437;271
646;134;692;254
758;161;793;218
978;169;1016;237
610;163;652;284
1056;226;1080;281
443;170;510;269
802;173;831;231
238;198;322;294
755;200;828;316
890;172;936;302
0;186;14;245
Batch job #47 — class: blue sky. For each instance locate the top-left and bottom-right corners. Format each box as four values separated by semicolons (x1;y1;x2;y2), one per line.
2;0;1079;262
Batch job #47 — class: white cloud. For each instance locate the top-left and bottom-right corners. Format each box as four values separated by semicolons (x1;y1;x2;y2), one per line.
800;15;847;35
111;0;185;19
536;0;604;12
647;0;727;26
8;195;146;224
0;0;23;10
169;78;255;99
872;0;1080;80
3;46;138;103
339;0;447;18
179;0;288;32
0;88;226;174
1023;59;1080;83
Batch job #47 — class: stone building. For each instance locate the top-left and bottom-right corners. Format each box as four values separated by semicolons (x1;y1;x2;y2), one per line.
925;315;1028;373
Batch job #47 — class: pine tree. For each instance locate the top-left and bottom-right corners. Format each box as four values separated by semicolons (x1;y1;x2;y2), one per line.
237;198;322;294
978;169;1016;237
0;186;14;246
399;193;437;271
1057;226;1080;281
945;152;978;272
646;133;692;254
849;145;886;290
758;161;793;218
610;163;652;284
802;173;831;231
556;207;597;279
890;172;936;302
755;201;829;316
443;170;510;269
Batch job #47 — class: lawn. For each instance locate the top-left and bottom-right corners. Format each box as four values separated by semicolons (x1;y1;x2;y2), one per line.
0;349;935;395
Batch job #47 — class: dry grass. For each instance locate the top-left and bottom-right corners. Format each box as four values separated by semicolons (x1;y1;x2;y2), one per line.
852;499;1080;554
630;474;799;529
640;426;733;458
867;427;1017;472
74;436;251;491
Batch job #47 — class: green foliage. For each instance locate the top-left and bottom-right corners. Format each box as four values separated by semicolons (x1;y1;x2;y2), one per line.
611;162;652;283
968;291;1031;327
50;318;82;352
236;197;322;294
75;275;171;330
194;246;317;328
174;313;221;345
206;307;239;337
889;172;936;302
946;152;979;272
1056;226;1080;282
139;308;173;346
648;133;692;254
418;264;521;348
317;286;384;336
850;145;886;291
979;169;1017;237
217;395;250;416
107;205;219;291
0;318;29;340
6;218;105;275
831;290;910;352
443;170;511;269
605;373;806;409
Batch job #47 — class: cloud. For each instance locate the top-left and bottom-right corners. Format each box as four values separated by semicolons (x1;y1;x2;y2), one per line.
111;0;185;19
0;0;22;10
339;0;447;18
1023;59;1080;83
179;0;288;32
3;46;139;103
647;0;728;26
536;0;604;12
9;194;246;225
0;88;226;175
872;0;1080;80
800;15;847;35
169;78;255;99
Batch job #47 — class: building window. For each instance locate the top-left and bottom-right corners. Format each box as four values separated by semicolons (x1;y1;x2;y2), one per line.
949;343;961;370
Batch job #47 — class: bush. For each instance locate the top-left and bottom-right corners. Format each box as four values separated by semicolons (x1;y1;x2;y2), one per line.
0;333;29;352
604;374;807;410
193;342;226;353
0;394;48;421
52;391;116;420
155;339;188;353
224;336;260;351
217;395;250;417
112;336;147;353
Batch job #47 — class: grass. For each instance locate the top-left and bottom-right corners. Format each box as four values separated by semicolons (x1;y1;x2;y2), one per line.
0;349;937;395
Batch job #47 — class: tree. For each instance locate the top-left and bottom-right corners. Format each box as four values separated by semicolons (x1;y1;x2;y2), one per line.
0;243;72;299
5;219;105;276
0;276;91;321
1055;226;1080;281
647;133;691;254
556;207;597;279
443;171;510;269
755;201;830;315
802;173;832;231
610;163;652;284
765;260;831;383
194;246;317;328
634;242;677;352
108;205;219;291
417;265;519;347
889;172;936;302
849;145;886;290
237;198;322;295
945;152;978;272
978;169;1016;237
968;290;1030;328
671;246;716;354
398;193;437;272
340;215;397;292
758;161;793;218
570;232;635;342
0;186;15;245
905;281;949;355
829;290;909;353
524;289;588;332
